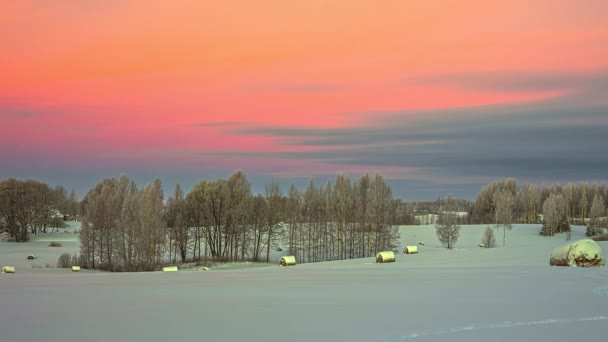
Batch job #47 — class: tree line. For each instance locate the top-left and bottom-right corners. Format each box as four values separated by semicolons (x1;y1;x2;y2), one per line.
76;171;400;271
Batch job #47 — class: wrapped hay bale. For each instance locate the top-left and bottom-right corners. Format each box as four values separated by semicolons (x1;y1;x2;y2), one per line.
162;266;179;272
404;246;418;254
197;267;209;271
72;266;81;272
27;255;36;260
280;256;296;266
376;251;396;263
550;239;605;267
2;266;15;273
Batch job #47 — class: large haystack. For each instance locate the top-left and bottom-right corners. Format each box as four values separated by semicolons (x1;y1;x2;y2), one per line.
162;266;179;272
72;266;81;272
280;256;296;266
376;251;396;263
550;239;605;267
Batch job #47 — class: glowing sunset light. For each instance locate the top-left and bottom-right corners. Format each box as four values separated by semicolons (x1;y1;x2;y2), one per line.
1;0;607;199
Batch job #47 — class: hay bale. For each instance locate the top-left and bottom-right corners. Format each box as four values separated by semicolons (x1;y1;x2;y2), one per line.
404;246;418;254
550;239;605;267
418;241;425;246
2;266;15;273
478;243;485;248
72;266;81;272
376;251;396;263
280;256;296;266
197;267;209;271
162;266;179;272
27;255;36;260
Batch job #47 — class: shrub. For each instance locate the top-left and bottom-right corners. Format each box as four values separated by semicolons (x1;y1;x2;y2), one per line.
57;253;72;268
481;226;497;248
48;241;62;247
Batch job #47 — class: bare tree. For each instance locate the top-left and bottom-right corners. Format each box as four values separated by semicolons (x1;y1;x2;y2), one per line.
435;196;461;249
493;188;515;247
264;180;284;262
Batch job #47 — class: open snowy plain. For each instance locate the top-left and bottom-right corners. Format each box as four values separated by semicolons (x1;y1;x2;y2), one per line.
1;223;607;342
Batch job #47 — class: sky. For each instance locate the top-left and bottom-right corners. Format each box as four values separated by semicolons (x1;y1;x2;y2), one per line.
1;0;608;200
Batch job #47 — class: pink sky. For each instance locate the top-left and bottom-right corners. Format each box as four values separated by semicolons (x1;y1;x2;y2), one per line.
1;1;607;198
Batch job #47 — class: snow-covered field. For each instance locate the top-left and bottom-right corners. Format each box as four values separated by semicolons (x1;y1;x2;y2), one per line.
1;224;607;342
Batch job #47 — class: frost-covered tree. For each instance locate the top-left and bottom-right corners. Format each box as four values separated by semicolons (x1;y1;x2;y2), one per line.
435;196;461;249
541;193;566;237
587;194;605;237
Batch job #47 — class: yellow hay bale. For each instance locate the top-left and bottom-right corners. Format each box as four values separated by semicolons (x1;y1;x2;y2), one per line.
404;246;418;254
197;267;209;271
27;255;36;260
280;256;296;266
550;239;605;267
162;266;179;272
376;251;396;263
2;266;15;273
72;266;81;272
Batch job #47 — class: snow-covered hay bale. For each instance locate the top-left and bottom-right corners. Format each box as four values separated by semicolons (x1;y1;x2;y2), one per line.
404;246;418;254
27;255;36;260
2;266;15;273
71;266;81;272
162;266;178;272
418;242;425;246
376;251;396;263
550;239;605;267
280;256;296;266
197;267;209;271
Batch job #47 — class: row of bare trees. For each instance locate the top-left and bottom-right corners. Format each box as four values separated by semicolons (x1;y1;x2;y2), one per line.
77;172;400;271
0;178;79;242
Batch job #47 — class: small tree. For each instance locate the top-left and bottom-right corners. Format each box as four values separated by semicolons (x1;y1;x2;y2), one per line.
481;226;496;248
435;196;461;249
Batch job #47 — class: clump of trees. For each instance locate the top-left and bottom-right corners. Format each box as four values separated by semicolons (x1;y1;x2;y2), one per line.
76;172;400;272
471;179;607;238
0;179;79;242
435;196;461;249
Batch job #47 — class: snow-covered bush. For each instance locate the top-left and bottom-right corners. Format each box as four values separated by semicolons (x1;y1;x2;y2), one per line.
57;253;71;268
481;226;496;248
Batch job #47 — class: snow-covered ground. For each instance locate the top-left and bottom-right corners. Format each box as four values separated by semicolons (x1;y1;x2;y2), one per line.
1;224;607;342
